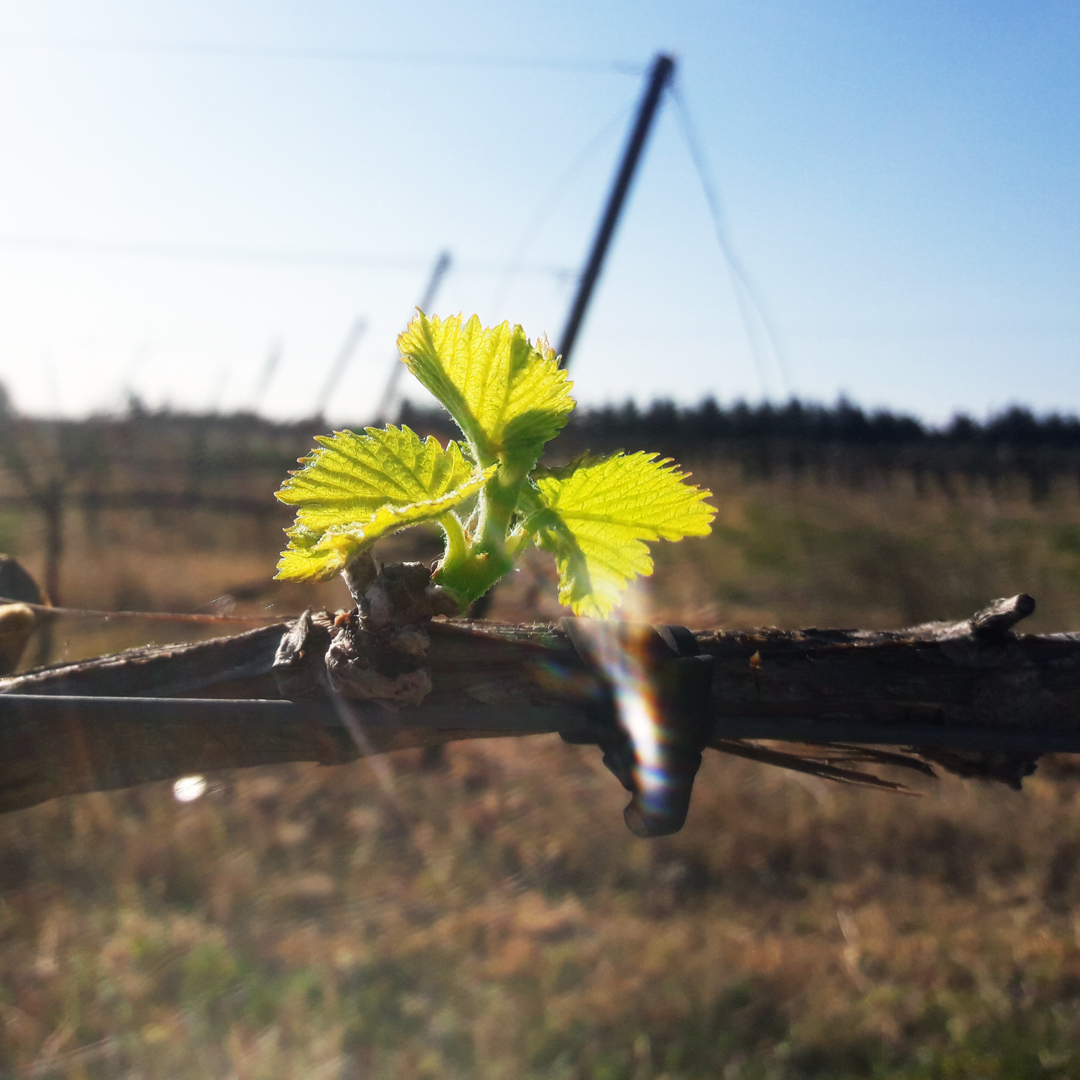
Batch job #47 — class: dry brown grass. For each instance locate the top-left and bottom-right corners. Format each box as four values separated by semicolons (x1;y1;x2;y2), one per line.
5;459;1080;1077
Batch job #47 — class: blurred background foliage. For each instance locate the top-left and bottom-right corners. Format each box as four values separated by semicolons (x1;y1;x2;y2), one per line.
5;405;1080;1076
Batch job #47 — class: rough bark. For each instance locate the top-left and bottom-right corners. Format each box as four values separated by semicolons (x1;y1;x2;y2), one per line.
0;594;1075;816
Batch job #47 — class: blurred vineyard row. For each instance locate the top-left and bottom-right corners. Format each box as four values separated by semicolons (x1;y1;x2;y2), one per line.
6;395;1080;513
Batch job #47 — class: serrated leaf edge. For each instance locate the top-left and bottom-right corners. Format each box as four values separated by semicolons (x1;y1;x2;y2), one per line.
529;450;715;617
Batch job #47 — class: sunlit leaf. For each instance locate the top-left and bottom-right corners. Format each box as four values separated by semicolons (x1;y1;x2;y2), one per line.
529;452;715;617
397;312;574;477
274;425;493;581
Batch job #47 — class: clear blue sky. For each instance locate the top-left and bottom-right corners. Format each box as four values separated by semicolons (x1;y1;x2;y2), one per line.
0;0;1076;423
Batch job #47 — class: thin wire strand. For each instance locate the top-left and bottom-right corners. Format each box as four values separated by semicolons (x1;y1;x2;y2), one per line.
669;80;791;399
0;39;643;76
0;234;570;277
487;99;635;316
0;597;290;625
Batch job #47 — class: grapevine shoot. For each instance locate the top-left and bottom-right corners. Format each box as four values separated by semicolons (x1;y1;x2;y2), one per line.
275;313;715;618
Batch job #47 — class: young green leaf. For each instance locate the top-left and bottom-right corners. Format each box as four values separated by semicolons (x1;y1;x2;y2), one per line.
529;452;715;617
275;425;493;581
397;312;575;478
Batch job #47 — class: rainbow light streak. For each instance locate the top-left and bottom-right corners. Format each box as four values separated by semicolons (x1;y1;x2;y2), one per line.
590;626;669;817
531;658;607;702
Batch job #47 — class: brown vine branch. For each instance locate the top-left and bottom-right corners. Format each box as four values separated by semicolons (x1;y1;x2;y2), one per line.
0;591;1076;819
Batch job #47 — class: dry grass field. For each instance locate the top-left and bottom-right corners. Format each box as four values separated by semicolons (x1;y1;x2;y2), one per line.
6;451;1080;1077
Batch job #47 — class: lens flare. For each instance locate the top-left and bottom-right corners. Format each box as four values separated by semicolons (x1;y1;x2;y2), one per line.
565;616;711;837
580;622;667;816
173;775;207;802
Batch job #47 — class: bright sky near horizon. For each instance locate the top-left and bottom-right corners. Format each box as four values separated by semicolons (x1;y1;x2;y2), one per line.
0;1;1076;424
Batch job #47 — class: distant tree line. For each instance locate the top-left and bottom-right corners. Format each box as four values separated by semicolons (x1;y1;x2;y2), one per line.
563;398;1080;450
6;391;1080;501
400;398;1080;498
